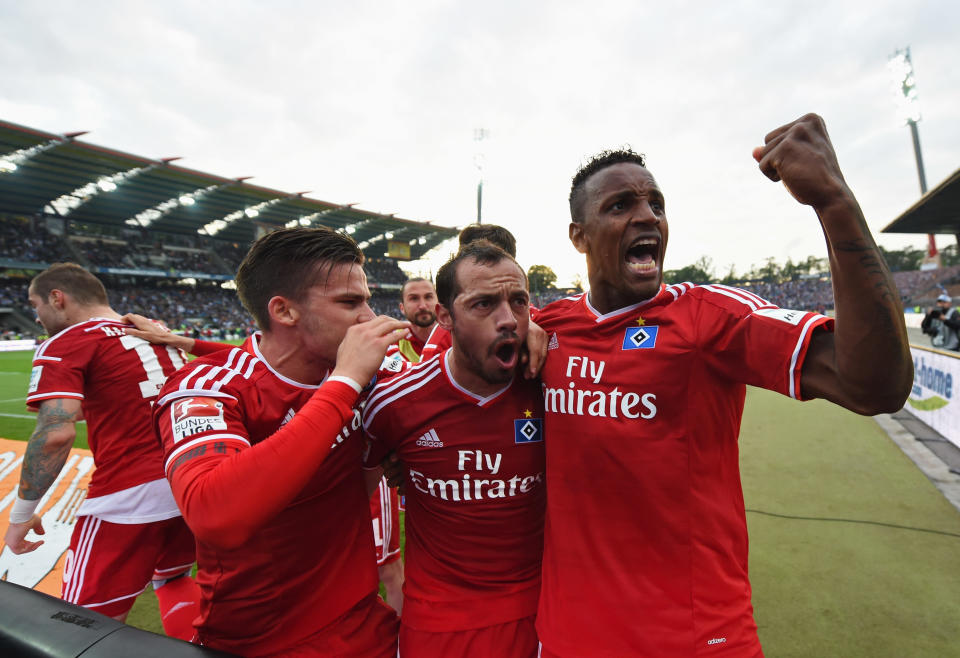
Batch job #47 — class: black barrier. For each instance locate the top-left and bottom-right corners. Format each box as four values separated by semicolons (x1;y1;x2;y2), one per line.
0;581;235;657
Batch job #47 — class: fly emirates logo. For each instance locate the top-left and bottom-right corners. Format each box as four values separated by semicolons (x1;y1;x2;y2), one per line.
409;449;544;502
544;355;657;420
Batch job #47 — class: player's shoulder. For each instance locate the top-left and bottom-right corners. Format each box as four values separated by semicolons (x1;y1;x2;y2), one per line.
364;355;445;425
535;292;587;325
33;317;124;362
157;344;266;407
679;282;777;317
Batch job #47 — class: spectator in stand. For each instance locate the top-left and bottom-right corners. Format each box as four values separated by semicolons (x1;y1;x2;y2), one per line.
921;294;960;350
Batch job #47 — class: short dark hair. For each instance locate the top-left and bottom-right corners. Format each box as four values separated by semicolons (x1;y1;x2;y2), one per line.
401;277;432;298
458;224;517;258
30;263;108;306
236;227;363;330
436;240;524;311
569;148;646;223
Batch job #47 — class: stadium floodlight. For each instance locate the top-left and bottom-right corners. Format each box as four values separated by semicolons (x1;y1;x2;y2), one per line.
888;45;934;264
0;130;87;176
179;195;196;206
408;238;417;245
418;237;427;245
888;48;921;125
300;217;311;226
346;226;356;234
384;232;394;239
48;165;149;217
129;182;220;228
285;219;299;228
244;207;259;218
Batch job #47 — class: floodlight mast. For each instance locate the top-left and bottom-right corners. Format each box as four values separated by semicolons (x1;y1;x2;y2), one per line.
474;128;489;224
888;47;935;261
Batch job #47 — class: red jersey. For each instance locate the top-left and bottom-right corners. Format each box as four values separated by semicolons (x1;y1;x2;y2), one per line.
154;334;379;656
534;284;833;657
362;351;546;633
417;324;452;363
27;318;187;502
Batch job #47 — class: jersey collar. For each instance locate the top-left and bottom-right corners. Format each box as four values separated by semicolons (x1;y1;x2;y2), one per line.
442;349;512;407
584;285;668;323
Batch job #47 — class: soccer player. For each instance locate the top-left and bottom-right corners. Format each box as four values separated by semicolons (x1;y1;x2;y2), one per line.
419;224;518;363
2;263;199;640
533;114;913;656
388;278;439;364
363;241;545;658
151;227;409;656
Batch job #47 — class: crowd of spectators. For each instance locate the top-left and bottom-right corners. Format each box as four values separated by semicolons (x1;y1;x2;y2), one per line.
0;216;73;264
364;258;407;285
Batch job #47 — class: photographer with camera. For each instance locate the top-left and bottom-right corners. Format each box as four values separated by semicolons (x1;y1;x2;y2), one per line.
921;294;960;350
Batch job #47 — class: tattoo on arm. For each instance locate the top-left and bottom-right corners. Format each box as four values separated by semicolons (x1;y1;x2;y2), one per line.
19;400;79;501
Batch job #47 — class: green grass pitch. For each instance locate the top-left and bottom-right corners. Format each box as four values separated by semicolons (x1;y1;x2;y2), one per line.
2;349;959;654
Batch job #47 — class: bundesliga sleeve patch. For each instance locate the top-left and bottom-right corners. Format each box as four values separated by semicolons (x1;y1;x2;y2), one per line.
170;397;227;443
751;307;805;326
28;366;42;393
622;326;659;350
514;417;543;444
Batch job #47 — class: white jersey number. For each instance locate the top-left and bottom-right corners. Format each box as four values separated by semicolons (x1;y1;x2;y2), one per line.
119;335;185;399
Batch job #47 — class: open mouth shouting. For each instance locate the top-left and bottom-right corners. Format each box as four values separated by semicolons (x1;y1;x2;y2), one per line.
625;236;661;277
491;335;520;371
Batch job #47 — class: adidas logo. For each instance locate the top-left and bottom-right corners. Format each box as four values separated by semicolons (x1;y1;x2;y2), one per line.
280;408;296;427
415;428;443;448
547;332;559;350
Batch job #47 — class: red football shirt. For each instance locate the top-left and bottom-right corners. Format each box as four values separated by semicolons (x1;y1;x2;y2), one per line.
534;283;833;657
27;318;187;498
363;351;546;633
417;324;452;363
154;334;379;656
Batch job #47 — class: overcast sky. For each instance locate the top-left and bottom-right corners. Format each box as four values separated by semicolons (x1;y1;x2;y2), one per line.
2;0;958;286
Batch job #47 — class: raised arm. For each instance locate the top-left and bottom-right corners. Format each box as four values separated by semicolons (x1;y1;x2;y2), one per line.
753;114;912;414
3;398;81;553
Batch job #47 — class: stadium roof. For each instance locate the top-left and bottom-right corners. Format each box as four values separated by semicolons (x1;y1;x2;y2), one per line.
882;166;960;237
0;119;458;260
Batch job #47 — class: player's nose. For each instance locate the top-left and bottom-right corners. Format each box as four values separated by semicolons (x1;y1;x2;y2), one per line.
631;200;660;225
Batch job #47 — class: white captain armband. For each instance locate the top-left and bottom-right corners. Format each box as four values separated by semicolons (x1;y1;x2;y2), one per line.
9;496;40;524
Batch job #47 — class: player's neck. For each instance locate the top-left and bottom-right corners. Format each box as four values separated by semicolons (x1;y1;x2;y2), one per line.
72;304;121;325
446;347;510;399
256;332;330;386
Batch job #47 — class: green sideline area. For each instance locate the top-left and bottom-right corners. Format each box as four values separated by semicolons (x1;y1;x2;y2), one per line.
2;351;959;654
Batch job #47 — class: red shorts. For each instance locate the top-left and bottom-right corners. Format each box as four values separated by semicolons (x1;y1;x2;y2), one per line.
261;593;400;657
62;514;195;618
400;615;538;658
369;478;401;566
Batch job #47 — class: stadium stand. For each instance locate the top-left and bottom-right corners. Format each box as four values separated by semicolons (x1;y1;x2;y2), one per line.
0;118;456;338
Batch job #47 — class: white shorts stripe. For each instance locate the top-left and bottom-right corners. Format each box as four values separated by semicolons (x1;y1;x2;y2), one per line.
65;515;101;604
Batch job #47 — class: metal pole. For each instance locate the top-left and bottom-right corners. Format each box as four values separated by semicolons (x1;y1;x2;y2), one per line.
908;119;928;194
476;179;483;224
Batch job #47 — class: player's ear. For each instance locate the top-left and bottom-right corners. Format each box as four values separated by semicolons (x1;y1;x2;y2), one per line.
267;295;299;327
49;289;66;309
569;221;587;254
436;303;453;331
